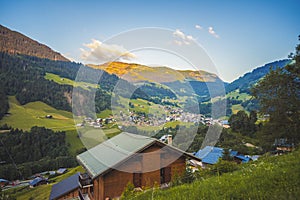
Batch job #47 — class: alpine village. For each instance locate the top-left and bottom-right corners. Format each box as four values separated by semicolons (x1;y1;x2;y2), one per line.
0;19;299;200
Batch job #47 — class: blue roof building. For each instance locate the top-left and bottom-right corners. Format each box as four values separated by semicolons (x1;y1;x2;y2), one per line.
194;146;252;165
230;150;238;157
49;173;80;200
0;178;8;183
29;177;48;187
194;146;224;165
235;155;251;163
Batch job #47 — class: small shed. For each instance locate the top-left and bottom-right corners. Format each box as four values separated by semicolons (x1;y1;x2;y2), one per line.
29;177;48;187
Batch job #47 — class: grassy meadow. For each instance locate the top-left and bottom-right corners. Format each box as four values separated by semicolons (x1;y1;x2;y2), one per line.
0;96;75;131
44;72;99;90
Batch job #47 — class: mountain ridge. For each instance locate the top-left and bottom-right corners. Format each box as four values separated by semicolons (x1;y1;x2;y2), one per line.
88;61;223;83
0;24;69;62
226;59;291;93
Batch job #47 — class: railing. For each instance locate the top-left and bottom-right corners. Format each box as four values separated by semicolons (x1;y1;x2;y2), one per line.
79;173;93;188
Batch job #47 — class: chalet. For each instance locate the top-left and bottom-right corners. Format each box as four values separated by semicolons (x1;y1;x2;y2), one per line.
76;132;200;200
49;173;80;200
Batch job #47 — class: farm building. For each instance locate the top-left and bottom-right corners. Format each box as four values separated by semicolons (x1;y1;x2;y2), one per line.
75;132;200;200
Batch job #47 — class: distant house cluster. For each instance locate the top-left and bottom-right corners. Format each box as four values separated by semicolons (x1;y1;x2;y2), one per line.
77;117;115;128
77;105;229;131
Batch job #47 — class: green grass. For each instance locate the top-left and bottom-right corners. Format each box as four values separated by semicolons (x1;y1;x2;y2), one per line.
231;104;246;114
77;126;121;149
0;96;76;131
65;129;85;155
133;149;300;200
45;72;99;90
7;166;84;200
226;90;251;101
97;109;112;118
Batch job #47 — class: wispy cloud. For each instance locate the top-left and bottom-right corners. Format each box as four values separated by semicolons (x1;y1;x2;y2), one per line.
173;29;196;45
195;24;203;30
80;39;136;63
208;26;220;38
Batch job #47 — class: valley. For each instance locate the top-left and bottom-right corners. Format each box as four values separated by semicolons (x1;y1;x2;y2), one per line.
0;23;299;200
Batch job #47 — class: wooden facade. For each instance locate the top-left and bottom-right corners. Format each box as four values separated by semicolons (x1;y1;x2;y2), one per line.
80;142;190;200
55;188;78;200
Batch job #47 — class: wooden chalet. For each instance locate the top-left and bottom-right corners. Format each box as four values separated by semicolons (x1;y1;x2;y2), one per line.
76;132;200;200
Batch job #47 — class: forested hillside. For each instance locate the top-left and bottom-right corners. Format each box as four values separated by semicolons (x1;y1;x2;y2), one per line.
0;126;76;180
226;59;291;94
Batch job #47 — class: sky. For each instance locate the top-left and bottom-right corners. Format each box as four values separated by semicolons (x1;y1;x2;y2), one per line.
0;0;299;82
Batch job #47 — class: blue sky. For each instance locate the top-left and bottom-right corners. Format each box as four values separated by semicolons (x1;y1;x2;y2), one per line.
1;0;299;82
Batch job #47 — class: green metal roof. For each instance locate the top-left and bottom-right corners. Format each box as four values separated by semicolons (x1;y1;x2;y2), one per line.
76;132;156;179
77;132;201;179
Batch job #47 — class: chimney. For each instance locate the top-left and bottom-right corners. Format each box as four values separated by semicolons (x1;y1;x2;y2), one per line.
167;135;173;146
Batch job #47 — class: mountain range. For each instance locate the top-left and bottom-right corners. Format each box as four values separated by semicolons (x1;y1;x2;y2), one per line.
0;24;291;120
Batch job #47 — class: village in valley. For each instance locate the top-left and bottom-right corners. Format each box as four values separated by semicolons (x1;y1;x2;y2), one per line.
1;101;295;200
0;1;299;199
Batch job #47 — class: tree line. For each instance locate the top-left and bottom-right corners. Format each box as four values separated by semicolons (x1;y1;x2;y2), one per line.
0;126;76;180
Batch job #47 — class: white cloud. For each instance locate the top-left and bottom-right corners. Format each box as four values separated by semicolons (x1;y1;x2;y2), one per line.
173;29;196;45
208;26;220;38
195;24;203;30
80;39;136;63
173;29;186;40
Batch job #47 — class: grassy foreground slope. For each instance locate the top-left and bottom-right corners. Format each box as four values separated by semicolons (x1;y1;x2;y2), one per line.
0;96;75;131
134;149;300;200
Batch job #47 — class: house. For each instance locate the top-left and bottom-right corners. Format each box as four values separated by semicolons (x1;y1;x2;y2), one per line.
274;138;294;153
29;177;48;187
76;132;200;200
56;168;67;174
159;134;173;145
0;178;9;187
194;146;224;165
49;173;80;200
194;146;252;166
234;155;251;163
